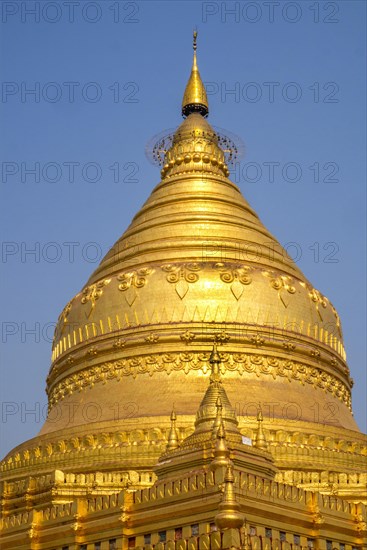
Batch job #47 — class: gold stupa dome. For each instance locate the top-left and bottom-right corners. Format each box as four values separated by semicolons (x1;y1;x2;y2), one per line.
5;33;364;488
42;33;355;441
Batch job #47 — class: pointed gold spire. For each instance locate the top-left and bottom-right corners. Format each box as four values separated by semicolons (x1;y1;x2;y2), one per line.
182;30;209;118
166;408;180;451
179;344;241;448
212;396;223;439
215;463;244;530
253;405;268;450
210;409;230;470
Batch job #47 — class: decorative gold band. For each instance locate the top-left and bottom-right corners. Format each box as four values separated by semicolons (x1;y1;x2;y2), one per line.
47;351;351;411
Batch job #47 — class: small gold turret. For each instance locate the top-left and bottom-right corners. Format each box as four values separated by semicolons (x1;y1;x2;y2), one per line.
166;408;180;451
182;30;209;118
215;463;244;530
253;406;268;450
179;345;241;448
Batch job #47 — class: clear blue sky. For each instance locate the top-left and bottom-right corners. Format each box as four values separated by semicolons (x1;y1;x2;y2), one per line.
0;0;366;457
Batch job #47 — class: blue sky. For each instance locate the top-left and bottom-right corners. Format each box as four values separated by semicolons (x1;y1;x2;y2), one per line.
0;0;366;457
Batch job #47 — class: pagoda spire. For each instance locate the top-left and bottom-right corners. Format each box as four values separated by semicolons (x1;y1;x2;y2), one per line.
210;407;230;470
215;463;244;530
212;396;223;439
253;406;268;450
181;30;209;118
178;345;241;448
166;408;180;451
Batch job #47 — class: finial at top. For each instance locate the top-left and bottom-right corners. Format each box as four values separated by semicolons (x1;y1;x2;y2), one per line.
193;29;197;52
182;30;209;118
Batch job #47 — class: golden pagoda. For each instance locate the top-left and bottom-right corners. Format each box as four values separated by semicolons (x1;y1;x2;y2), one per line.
1;33;366;550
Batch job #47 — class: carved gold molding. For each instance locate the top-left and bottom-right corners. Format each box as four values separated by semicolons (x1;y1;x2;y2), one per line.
1;423;366;486
51;264;346;363
81;279;111;311
117;267;154;290
47;352;351;410
161;129;230;179
117;268;154;306
215;263;252;300
161;263;201;299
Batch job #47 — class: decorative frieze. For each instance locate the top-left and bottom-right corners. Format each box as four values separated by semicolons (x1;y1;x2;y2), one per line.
46;351;351;411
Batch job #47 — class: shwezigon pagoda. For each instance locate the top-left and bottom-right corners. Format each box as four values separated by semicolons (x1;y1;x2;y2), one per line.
1;33;366;550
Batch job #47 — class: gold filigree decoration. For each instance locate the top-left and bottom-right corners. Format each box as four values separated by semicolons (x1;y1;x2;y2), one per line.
251;334;265;347
311;503;325;526
214;330;230;343
355;513;367;533
86;346;98;358
58;300;72;325
81;279;111;316
309;288;327;321
161;263;201;299
145;333;159;343
117;268;154;307
215;263;252;300
27;523;39;540
72;519;81;532
47;352;352;411
180;330;196;343
120;512;129;524
113;338;126;349
283;341;296;350
263;271;296;308
117;268;153;290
